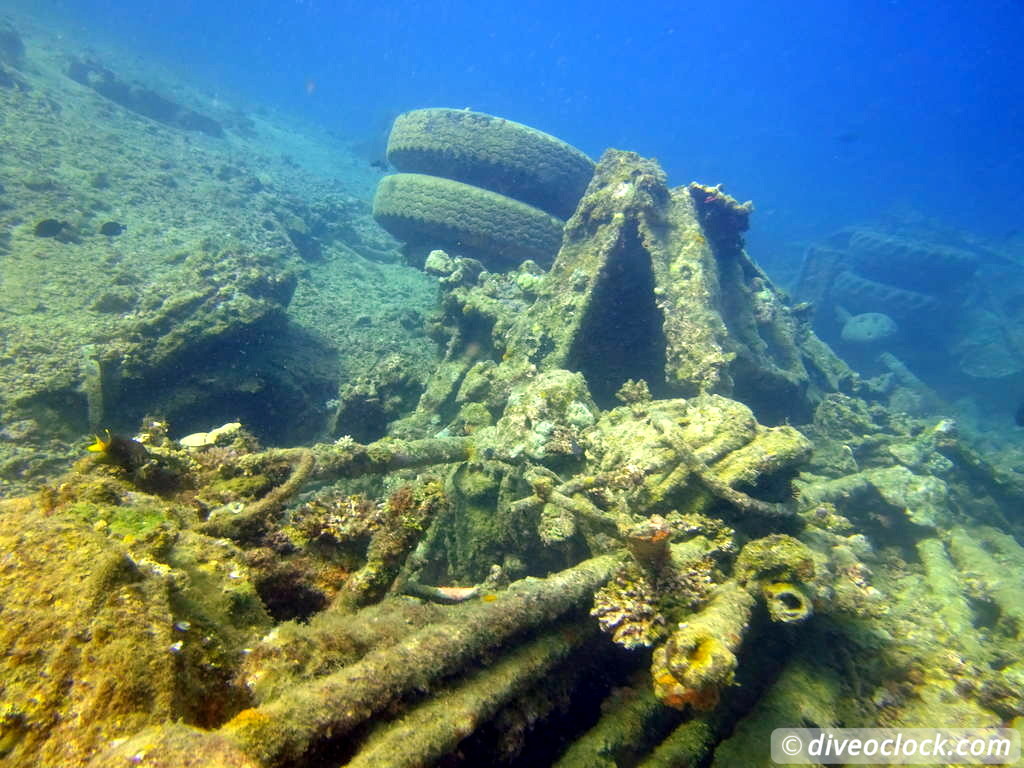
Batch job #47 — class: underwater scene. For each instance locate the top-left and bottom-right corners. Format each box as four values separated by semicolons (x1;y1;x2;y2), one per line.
0;1;1023;766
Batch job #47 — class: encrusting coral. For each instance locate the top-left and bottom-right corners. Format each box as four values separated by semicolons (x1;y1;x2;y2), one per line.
651;580;755;711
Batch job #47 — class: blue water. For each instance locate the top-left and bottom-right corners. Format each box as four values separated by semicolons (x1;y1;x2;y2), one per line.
53;0;1024;258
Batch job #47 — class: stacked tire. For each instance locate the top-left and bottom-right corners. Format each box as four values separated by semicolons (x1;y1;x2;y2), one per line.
372;108;595;271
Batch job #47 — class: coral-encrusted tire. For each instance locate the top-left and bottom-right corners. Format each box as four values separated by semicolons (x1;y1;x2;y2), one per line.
386;108;594;220
372;173;565;270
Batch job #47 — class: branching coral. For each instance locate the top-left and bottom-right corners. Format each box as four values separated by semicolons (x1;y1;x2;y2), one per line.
592;517;716;649
591;561;666;649
591;555;715;650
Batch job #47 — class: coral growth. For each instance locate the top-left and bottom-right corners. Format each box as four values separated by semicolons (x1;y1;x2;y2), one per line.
592;516;717;649
651;581;755;710
591;553;714;650
0;134;1020;768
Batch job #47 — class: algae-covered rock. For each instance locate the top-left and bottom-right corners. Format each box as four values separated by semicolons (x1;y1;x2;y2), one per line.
87;723;259;768
472;369;597;465
797;460;952;533
0;442;287;766
947;526;1024;640
874;468;951;530
916;537;988;664
840;311;897;344
0;499;181;767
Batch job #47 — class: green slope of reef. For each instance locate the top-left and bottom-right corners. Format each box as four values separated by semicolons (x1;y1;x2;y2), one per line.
0;12;439;494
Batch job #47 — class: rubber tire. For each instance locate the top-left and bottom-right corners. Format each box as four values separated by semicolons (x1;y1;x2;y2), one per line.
386;108;594;220
373;173;564;270
831;270;939;320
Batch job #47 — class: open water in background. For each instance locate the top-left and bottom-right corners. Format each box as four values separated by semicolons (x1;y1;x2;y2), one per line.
23;0;1024;263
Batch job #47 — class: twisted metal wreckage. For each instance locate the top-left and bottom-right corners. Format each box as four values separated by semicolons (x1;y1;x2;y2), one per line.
2;151;1022;767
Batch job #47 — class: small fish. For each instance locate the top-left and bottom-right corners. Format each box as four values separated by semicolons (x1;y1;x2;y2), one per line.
1016;403;1024;427
433;585;480;602
369;158;390;171
34;218;66;237
402;581;480;604
87;429;150;471
99;221;126;236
